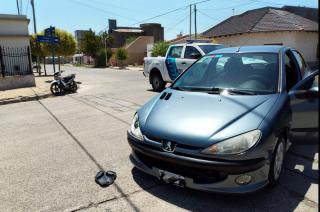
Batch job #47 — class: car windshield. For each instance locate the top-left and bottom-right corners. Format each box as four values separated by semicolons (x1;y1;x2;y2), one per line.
171;53;279;95
198;45;224;54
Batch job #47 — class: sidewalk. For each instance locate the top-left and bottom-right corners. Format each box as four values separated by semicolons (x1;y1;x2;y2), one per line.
110;65;143;71
0;76;53;105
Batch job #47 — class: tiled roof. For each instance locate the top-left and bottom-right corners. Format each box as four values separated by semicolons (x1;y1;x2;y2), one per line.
202;7;318;38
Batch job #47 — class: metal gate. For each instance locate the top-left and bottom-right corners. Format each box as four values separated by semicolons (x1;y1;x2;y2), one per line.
0;46;33;78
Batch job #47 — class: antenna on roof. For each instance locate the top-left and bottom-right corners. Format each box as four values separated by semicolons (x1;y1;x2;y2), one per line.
236;47;240;52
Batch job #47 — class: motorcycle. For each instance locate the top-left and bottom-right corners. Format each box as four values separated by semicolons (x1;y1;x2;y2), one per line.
50;72;78;96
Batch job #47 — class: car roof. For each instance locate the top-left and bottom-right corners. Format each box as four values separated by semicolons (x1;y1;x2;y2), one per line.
209;45;286;54
172;43;222;47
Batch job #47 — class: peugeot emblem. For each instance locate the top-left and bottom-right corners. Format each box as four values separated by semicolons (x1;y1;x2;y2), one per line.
162;140;176;152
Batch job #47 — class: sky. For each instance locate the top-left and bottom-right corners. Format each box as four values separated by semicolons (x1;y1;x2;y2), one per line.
0;0;318;40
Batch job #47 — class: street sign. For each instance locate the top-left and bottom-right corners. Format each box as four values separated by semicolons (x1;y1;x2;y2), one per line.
37;35;59;44
44;26;55;37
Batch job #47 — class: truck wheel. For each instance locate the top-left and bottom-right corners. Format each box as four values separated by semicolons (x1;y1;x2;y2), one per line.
150;73;166;92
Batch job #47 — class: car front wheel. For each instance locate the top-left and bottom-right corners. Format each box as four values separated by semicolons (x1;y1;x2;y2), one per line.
150;72;166;92
268;137;286;187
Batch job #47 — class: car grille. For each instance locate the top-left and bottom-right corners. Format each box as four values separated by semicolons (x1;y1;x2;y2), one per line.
145;136;202;150
134;151;227;184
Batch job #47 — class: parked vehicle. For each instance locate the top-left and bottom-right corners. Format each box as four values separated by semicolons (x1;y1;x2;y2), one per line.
128;45;318;193
144;41;224;91
50;72;78;95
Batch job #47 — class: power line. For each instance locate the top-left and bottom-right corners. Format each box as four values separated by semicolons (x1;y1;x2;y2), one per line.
249;0;286;6
69;0;137;21
129;6;189;26
198;1;256;10
165;12;192;32
197;10;221;21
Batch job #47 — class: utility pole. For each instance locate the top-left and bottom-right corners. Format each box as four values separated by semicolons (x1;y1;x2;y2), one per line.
232;8;235;16
16;0;20;15
194;4;197;39
189;4;192;40
31;0;41;75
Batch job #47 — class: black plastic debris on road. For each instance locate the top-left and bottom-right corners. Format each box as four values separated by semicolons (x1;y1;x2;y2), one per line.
95;170;117;187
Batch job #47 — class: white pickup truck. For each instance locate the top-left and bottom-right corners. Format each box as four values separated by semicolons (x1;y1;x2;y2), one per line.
143;42;224;91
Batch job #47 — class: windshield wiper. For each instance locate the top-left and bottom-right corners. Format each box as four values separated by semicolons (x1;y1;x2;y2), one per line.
226;89;257;95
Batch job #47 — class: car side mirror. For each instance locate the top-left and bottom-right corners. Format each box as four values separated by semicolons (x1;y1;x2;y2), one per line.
290;89;318;99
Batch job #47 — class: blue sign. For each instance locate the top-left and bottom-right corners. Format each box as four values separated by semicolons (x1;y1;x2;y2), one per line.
44;26;55;37
37;35;59;44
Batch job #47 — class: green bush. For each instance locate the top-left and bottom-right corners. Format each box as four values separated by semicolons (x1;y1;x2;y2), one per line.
116;48;128;67
96;50;106;67
151;41;170;57
106;48;113;64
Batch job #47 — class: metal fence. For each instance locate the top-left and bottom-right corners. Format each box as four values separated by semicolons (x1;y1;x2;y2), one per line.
0;46;32;78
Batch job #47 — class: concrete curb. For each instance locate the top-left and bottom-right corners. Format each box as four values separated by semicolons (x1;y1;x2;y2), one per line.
0;93;53;106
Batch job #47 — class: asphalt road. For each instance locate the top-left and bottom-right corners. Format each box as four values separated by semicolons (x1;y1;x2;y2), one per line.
0;66;318;212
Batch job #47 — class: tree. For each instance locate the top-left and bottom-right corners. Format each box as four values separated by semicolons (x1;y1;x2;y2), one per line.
55;29;76;71
151;41;170;57
30;33;50;75
96;50;107;67
80;29;102;66
99;31;114;48
106;48;113;65
116;48;128;68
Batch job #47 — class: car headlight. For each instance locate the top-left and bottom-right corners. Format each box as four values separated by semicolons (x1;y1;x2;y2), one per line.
130;113;144;141
201;130;261;155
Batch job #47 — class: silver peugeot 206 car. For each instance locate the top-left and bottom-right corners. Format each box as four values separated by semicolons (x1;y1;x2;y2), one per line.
127;45;318;193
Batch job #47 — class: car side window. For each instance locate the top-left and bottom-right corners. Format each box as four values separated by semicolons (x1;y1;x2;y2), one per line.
167;46;183;58
292;50;307;77
184;46;202;59
285;51;300;91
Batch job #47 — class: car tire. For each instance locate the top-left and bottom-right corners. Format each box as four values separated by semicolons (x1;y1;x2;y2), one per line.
150;72;166;92
268;137;286;187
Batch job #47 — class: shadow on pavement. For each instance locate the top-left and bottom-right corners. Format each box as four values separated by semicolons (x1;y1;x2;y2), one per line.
131;143;318;211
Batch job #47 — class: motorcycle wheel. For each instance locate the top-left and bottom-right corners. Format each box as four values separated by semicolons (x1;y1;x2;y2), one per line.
50;82;63;96
70;81;78;93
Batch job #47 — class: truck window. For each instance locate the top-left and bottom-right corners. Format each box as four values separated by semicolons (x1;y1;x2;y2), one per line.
184;46;202;59
168;46;183;58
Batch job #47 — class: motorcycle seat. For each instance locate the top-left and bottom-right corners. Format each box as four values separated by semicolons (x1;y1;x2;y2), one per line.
63;74;75;82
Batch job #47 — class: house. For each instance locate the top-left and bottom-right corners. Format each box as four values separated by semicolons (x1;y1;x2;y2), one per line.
0;14;35;91
202;6;319;68
168;34;212;44
108;19;164;48
108;19;164;65
74;30;89;51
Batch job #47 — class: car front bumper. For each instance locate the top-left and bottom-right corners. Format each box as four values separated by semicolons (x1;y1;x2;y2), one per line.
127;132;270;194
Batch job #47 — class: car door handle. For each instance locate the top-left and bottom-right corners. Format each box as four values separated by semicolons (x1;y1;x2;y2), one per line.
181;62;187;65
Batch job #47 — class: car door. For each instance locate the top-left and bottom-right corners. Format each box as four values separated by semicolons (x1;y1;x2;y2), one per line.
179;46;202;73
288;70;319;144
165;45;184;80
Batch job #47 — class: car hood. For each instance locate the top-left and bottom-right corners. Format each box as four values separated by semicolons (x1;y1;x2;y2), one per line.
138;89;279;148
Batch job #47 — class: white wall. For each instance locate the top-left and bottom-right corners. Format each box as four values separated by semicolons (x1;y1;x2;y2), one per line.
0;15;30;48
214;31;318;62
0;15;29;36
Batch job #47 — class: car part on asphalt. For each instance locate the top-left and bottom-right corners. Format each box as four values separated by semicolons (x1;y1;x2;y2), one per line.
95;170;117;187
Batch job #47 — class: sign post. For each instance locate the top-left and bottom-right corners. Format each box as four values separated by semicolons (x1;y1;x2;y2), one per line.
37;26;60;74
